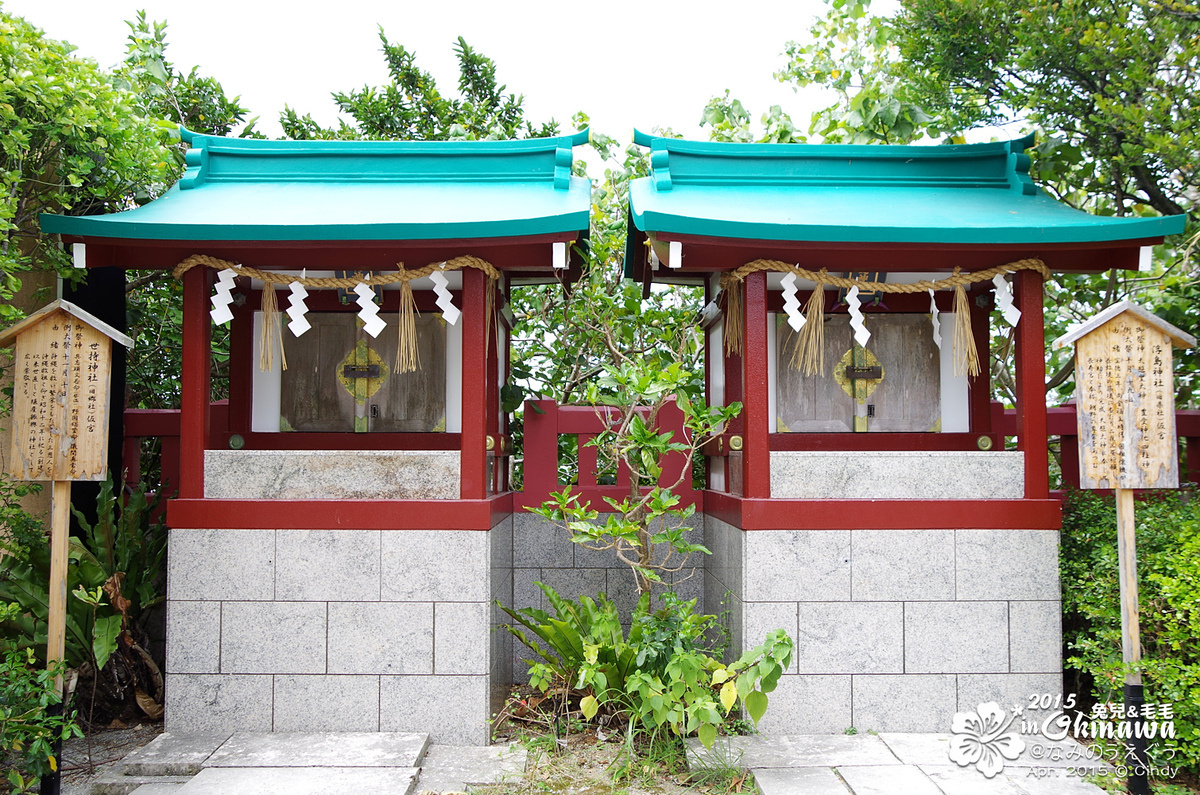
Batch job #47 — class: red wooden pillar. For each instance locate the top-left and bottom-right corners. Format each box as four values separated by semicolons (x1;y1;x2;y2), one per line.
657;398;690;493
1060;434;1081;490
741;271;770;498
179;266;211;499
460;267;488;500
1014;270;1049;499
722;309;744;492
969;288;993;433
227;300;253;437
520;399;558;507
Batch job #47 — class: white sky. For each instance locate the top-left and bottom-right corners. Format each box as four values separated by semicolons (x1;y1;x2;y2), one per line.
7;0;840;160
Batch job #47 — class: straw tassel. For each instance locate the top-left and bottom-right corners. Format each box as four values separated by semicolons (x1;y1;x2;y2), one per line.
484;278;495;353
952;276;980;377
259;281;286;371
723;282;743;357
396;277;420;373
792;279;827;375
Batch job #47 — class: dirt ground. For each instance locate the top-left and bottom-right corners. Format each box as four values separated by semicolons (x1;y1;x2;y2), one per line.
57;722;164;795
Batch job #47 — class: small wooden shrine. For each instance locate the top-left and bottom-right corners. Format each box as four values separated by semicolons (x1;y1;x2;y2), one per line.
625;131;1185;733
41;128;592;742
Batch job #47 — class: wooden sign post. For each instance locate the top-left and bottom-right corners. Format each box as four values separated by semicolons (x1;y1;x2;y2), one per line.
0;300;132;695
1054;301;1195;795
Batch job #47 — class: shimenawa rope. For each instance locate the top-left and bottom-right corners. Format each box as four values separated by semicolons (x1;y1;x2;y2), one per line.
719;258;1050;377
173;254;500;374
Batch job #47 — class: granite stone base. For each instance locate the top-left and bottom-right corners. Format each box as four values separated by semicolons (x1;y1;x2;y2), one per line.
203;449;460;499
165;515;512;744
707;515;1063;734
769;451;1024;499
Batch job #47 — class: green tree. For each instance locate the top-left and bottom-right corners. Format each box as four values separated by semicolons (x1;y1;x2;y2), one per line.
114;14;254;411
117;12;256;145
280;31;558;141
885;0;1198;404
764;0;1197;406
0;10;167;324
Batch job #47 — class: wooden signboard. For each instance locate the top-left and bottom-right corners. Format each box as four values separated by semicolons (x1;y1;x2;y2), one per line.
1053;301;1194;795
0;300;132;700
1061;305;1188;489
7;310;122;481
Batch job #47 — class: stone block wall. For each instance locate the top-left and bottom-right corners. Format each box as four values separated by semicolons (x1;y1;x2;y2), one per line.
164;516;511;744
706;516;1062;734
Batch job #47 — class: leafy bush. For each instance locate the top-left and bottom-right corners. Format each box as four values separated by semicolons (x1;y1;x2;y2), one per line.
0;605;82;794
501;582;793;749
1061;489;1200;774
0;476;167;724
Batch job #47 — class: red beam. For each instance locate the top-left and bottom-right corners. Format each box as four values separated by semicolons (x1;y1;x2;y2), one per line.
179;266;211;498
516;487;701;514
703;490;1061;530
167;494;512;530
79;236;579;274
123;409;184;437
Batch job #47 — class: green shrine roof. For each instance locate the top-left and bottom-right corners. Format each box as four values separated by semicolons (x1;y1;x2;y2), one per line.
627;131;1185;253
42;128;592;242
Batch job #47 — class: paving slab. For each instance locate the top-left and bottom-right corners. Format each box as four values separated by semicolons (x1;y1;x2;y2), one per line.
1005;735;1113;773
687;734;899;770
88;774;193;795
128;786;187;795
415;744;527;792
919;765;1030;794
176;766;419;794
121;733;231;776
751;767;850;795
836;765;943;795
1015;772;1108;794
876;733;954;766
202;731;429;768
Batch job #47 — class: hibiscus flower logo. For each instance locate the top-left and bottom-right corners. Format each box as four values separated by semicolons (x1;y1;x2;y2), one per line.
948;701;1027;778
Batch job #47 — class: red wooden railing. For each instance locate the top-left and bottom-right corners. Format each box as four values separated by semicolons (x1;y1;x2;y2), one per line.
122;401;228;520
517;399;697;512
990;402;1200;491
122;401;1197;519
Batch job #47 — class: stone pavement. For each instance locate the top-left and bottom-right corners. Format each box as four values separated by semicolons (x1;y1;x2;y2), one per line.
82;730;1115;794
686;733;1112;794
87;732;526;794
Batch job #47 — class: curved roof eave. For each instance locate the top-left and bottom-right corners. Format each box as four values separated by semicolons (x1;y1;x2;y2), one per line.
40;129;593;244
626;133;1186;250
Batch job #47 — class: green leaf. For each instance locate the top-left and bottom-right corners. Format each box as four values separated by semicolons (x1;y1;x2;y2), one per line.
92;614;122;671
745;690;768;725
580;695;599;720
697;722;717;749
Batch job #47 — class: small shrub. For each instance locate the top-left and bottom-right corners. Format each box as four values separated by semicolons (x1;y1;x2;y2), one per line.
501;582;793;749
1061;489;1200;775
0;475;167;725
0;605;82;793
